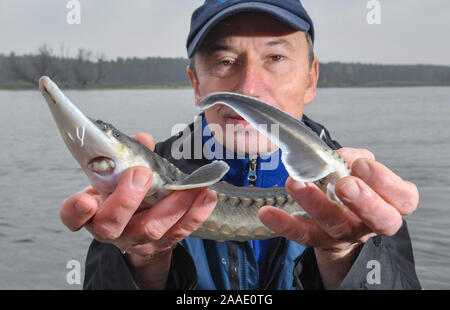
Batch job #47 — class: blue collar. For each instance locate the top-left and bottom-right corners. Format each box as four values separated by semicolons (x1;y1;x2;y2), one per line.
201;115;307;284
202;116;299;282
201;116;289;188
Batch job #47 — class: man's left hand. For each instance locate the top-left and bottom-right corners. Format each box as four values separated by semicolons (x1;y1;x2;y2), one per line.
259;147;419;288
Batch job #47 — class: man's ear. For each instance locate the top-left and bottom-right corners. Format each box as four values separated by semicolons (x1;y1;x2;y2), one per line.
187;65;201;105
303;56;319;106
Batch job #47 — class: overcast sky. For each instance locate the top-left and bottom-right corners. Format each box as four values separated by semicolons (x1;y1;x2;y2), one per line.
0;0;449;65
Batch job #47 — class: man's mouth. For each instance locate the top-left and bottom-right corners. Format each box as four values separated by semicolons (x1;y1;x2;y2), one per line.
226;115;251;126
222;109;252;126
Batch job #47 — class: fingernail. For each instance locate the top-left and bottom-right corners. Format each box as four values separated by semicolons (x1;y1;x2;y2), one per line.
355;159;371;178
75;202;90;214
202;190;216;206
288;178;306;192
340;179;360;201
260;208;279;228
132;168;151;190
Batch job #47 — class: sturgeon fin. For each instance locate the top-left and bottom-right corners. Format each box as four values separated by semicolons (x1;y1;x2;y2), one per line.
165;160;229;190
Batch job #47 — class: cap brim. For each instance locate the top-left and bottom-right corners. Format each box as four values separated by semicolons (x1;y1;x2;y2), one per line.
187;2;311;58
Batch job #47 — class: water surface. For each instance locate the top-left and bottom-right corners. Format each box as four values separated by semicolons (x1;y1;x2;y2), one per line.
0;86;448;289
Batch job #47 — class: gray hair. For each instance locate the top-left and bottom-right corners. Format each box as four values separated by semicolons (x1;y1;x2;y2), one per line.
306;31;314;68
189;31;314;81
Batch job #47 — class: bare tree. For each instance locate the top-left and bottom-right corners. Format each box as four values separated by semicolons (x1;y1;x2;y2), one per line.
72;48;95;86
32;44;55;77
94;52;107;84
59;43;70;59
56;43;72;86
7;44;60;86
7;52;39;86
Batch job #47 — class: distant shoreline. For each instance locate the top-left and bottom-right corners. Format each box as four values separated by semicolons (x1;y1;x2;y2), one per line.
0;83;193;90
1;81;449;90
2;52;449;90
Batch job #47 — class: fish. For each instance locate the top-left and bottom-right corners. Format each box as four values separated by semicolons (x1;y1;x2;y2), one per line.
39;76;350;242
197;92;351;206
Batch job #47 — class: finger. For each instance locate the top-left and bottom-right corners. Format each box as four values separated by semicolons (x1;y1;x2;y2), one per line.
133;133;155;151
351;158;419;215
336;148;375;167
161;189;217;244
259;206;342;248
92;166;153;240
335;176;403;236
122;187;207;245
284;178;369;241
80;186;101;196
60;188;98;231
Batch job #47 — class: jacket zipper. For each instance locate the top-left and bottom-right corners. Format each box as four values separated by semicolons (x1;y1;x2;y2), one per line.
247;157;258;184
246;159;256;288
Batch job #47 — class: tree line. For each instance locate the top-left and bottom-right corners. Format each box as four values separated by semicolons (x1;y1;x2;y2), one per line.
0;44;449;88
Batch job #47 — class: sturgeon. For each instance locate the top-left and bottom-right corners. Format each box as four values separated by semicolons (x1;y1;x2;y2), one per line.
39;76;350;241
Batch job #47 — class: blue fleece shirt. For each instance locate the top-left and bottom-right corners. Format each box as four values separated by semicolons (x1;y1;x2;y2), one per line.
178;116;307;289
201;117;293;283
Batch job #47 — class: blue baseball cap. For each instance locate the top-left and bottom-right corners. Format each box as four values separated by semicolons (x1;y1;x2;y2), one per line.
186;0;314;58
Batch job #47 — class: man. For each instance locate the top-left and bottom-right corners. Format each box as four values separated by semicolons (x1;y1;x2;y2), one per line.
62;0;421;289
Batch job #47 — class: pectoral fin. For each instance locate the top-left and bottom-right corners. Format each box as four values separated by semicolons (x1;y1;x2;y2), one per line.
165;160;229;190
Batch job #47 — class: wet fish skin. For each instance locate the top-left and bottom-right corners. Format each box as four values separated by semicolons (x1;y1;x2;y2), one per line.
198;92;351;206
39;76;349;241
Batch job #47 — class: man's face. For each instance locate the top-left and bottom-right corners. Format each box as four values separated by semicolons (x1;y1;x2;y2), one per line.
188;12;319;156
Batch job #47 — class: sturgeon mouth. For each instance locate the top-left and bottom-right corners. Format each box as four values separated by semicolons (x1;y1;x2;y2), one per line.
87;156;116;176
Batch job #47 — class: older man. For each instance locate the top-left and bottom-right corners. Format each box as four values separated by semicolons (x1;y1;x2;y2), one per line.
62;0;420;289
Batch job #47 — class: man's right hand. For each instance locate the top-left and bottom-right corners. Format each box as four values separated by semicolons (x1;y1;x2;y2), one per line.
59;133;217;289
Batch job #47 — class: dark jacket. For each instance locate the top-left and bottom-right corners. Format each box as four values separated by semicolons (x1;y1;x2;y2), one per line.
83;114;421;290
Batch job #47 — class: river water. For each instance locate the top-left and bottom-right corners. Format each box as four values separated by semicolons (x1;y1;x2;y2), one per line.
0;86;449;289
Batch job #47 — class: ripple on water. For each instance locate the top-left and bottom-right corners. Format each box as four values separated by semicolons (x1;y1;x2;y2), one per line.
0;222;14;228
13;238;35;244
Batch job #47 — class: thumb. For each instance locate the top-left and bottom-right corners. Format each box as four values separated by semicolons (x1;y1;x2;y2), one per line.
133;133;155;151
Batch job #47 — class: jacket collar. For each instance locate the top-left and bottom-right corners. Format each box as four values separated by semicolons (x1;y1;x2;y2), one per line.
201;116;289;188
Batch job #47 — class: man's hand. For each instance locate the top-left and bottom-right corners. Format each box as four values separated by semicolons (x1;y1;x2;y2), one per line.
259;147;419;289
59;133;217;289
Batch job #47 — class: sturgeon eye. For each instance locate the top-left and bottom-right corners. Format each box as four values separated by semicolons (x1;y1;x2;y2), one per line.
96;121;109;131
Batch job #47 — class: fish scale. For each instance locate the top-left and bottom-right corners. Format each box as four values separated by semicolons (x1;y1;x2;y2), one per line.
192;182;304;241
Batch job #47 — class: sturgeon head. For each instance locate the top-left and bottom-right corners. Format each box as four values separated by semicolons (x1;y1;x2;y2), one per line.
39;76;229;200
39;76;155;194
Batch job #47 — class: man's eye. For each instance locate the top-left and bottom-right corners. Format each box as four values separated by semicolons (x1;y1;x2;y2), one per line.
270;55;284;62
219;59;235;66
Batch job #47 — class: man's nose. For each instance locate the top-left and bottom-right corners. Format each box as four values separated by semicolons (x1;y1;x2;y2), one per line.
236;59;265;98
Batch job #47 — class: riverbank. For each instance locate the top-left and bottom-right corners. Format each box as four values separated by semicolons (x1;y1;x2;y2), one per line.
0;82;193;90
